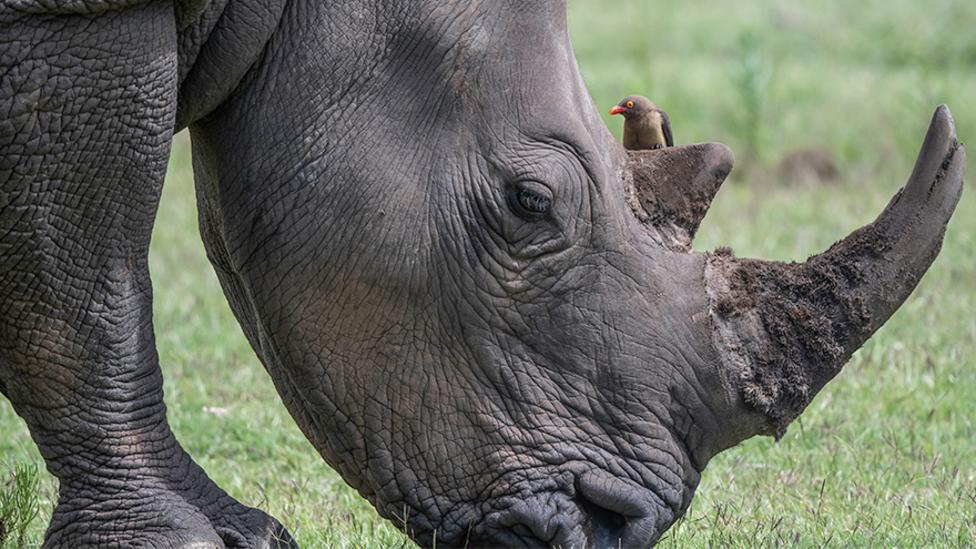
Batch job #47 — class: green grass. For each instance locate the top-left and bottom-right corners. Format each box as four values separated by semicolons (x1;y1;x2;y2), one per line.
1;0;974;546
0;464;40;549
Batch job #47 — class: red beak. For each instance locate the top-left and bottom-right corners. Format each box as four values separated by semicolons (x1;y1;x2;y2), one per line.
609;105;627;116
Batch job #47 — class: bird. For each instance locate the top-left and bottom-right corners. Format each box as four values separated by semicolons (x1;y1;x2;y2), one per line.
609;95;673;150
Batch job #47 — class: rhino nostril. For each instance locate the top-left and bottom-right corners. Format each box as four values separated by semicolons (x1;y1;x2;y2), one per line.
576;471;651;548
577;490;629;548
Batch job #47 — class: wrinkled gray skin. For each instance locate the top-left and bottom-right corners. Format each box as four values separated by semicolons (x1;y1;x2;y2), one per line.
0;0;965;547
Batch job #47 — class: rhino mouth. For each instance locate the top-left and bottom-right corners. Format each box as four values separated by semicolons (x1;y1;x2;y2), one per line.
466;467;677;549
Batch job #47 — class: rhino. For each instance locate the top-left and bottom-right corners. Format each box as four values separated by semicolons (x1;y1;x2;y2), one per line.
0;0;965;547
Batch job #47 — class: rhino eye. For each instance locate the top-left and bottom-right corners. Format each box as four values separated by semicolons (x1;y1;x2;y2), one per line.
508;182;553;219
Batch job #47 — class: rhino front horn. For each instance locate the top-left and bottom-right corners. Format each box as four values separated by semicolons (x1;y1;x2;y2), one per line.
705;105;965;438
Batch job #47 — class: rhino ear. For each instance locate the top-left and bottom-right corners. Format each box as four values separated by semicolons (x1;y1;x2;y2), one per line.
624;143;734;250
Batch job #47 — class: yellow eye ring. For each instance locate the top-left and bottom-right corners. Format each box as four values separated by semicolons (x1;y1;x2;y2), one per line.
626;100;634;108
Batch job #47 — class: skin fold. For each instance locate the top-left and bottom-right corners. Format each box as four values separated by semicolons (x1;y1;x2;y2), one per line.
0;0;964;547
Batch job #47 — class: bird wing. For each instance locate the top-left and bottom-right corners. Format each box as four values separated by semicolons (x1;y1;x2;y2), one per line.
659;109;674;147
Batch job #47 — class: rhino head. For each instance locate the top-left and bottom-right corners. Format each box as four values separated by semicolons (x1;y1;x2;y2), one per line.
187;2;964;546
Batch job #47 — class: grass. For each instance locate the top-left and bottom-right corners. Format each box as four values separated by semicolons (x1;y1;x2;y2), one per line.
0;464;40;549
1;0;974;546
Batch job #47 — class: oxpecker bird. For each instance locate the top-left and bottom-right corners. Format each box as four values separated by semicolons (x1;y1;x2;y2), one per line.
609;95;673;150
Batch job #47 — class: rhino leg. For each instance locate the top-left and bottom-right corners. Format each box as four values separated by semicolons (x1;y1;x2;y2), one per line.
0;4;292;547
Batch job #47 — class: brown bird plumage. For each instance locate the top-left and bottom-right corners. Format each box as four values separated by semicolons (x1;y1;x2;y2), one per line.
609;95;673;150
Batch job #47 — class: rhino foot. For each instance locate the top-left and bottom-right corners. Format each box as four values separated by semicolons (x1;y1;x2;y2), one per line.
44;454;296;549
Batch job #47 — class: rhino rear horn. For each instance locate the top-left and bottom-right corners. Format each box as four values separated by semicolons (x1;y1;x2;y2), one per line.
704;106;964;437
624;143;734;250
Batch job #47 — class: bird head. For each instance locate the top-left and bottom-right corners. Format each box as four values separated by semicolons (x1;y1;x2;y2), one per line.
609;95;657;118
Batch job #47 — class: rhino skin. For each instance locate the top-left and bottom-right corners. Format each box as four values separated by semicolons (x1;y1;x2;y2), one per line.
0;1;964;547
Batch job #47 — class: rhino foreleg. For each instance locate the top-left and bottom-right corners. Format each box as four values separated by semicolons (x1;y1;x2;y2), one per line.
0;3;293;547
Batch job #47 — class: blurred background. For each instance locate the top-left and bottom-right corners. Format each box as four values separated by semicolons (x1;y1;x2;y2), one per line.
1;0;973;547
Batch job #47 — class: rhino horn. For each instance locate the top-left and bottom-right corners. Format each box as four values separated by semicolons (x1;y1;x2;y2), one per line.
624;143;734;251
703;105;964;438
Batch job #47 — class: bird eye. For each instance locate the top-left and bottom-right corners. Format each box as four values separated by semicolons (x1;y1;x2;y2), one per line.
626;100;634;108
508;182;553;219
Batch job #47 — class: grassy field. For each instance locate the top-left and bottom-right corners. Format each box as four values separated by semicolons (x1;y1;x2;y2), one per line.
2;0;974;546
